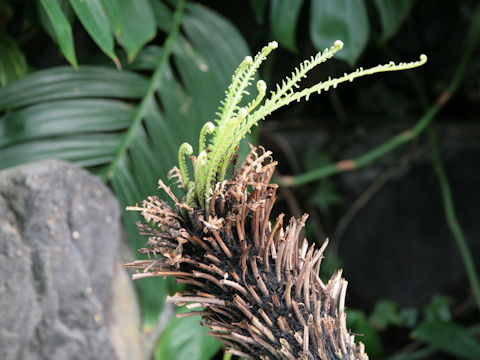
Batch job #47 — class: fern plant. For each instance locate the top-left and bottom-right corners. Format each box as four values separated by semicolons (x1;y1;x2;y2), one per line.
175;40;427;209
125;41;426;359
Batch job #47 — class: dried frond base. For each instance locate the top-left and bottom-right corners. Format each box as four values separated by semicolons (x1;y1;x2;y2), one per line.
124;146;368;360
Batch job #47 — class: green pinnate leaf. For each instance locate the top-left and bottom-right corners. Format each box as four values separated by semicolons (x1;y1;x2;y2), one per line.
423;294;451;322
372;0;415;43
40;0;78;68
270;0;304;52
249;0;268;23
102;0;156;62
309;0;369;66
69;0;119;67
155;309;222;360
413;321;480;359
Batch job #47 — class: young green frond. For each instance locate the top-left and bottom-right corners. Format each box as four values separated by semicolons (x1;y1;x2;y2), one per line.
280;54;428;105
199;122;215;153
178;142;193;189
194;150;208;206
247;80;267;113
235;54;428;144
176;40;427;209
214;42;277;133
195;42;279;207
269;40;344;104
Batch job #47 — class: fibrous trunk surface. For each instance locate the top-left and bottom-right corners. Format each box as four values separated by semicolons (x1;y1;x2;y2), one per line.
124;146;368;360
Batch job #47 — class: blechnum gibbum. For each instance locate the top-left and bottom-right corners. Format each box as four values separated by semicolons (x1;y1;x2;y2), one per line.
174;40;427;210
125;41;427;359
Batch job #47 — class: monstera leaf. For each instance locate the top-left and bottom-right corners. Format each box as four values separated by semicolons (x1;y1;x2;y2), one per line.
0;2;250;339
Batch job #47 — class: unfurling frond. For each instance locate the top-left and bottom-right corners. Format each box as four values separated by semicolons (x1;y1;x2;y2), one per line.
178;142;193;189
175;40;426;209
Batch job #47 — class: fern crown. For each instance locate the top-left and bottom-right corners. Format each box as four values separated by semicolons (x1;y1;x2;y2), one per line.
175;40;427;209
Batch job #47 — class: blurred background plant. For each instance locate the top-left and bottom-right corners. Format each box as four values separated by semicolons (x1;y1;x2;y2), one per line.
1;0;479;359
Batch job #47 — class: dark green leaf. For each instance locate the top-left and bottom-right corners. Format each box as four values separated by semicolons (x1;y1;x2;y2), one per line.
413;320;480;359
0;134;122;169
369;299;419;330
102;0;156;62
69;0;119;67
149;0;174;33
423;294;451;322
0;99;134;147
180;3;253;131
346;309;384;358
369;299;401;330
249;0;268;23
40;0;78;68
155;309;222;360
311;179;342;212
126;45;163;71
99;0;122;35
372;0;415;43
304;152;342;212
309;0;369;66
465;0;480;52
270;0;304;52
183;4;251;89
37;0;75;43
398;307;419;328
0;66;148;111
0;32;28;86
0;1;13;19
387;347;436;360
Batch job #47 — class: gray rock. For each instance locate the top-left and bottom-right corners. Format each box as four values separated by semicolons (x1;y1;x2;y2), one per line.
0;160;142;360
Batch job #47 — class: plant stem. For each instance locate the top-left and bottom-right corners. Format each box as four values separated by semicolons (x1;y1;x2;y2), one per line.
141;302;174;358
388;323;480;360
279;2;480;187
101;0;185;182
279;105;437;187
428;128;480;310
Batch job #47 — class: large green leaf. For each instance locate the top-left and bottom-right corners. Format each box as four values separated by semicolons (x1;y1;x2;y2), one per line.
99;0;122;36
37;0;75;46
0;33;27;87
0;134;122;169
369;299;402;330
40;0;78;68
0;99;134;147
0;66;149;110
372;0;415;43
69;0;119;67
150;0;174;33
413;321;480;359
309;0;369;66
249;0;268;23
155;308;222;360
270;0;304;52
0;2;251;331
423;294;451;322
101;0;156;62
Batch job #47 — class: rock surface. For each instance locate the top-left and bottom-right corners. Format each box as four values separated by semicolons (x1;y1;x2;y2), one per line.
0;160;142;360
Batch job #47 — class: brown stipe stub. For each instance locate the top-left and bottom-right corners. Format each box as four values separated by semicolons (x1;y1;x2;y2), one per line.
124;145;368;360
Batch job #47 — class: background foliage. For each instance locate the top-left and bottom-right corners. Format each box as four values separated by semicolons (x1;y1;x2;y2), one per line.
1;0;479;359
